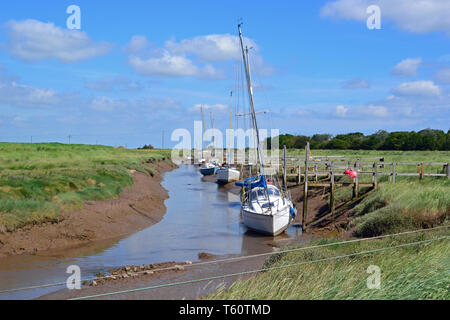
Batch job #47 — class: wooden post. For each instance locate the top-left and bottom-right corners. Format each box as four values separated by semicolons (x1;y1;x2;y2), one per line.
373;162;378;189
392;163;396;184
298;160;301;185
353;162;359;198
330;164;335;213
447;163;450;179
283;145;287;191
314;164;318;182
302;143;310;231
420;162;425;180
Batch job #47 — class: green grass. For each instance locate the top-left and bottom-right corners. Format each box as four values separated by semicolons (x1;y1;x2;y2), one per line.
349;179;450;237
0;143;170;233
207;229;450;300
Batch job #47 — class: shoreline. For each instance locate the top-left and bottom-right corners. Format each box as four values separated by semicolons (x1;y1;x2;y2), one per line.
0;160;177;259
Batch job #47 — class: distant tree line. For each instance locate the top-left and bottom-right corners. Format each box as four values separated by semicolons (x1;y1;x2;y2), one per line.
138;144;154;150
268;129;450;151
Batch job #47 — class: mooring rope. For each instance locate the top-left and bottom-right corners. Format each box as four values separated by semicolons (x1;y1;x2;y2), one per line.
69;235;449;300
0;225;447;295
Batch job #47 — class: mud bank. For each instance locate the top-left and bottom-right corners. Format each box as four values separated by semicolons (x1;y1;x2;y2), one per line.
0;160;177;258
39;251;269;300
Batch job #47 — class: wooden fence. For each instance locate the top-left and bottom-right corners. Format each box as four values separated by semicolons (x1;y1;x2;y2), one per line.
278;144;449;231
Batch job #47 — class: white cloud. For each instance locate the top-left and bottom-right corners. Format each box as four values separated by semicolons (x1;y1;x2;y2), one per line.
129;51;219;78
393;80;441;97
5;19;113;63
85;76;144;92
0;67;61;107
189;103;228;113
126;34;272;79
321;0;450;34
90;96;127;112
335;105;348;117
435;66;450;84
125;35;150;54
365;105;388;117
165;34;257;62
391;58;423;77
341;78;370;89
89;96;181;113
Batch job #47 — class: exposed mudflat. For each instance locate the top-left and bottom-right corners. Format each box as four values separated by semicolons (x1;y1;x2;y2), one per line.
0;161;177;258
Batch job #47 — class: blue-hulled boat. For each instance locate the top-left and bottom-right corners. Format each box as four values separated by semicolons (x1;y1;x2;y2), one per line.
200;163;219;176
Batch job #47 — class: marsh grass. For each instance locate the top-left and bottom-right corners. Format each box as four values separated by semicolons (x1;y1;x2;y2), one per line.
0;143;170;232
349;179;450;237
208;150;450;300
206;229;450;300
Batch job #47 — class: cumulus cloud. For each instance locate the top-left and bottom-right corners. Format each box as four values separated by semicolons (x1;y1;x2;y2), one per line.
333;104;388;118
391;58;423;77
0;67;61;107
335;105;348;117
189;103;228;113
341;78;370;89
364;105;388;117
435;66;450;84
91;96;181;112
393;80;441;97
85;76;144;92
4;19;113;63
126;34;272;79
320;0;450;34
165;34;257;62
129;52;220;78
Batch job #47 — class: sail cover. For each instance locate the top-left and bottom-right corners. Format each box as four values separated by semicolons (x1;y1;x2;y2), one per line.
235;175;267;189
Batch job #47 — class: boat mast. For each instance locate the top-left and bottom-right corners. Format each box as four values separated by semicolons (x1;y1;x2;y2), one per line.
238;24;265;176
201;105;205;159
229;91;233;164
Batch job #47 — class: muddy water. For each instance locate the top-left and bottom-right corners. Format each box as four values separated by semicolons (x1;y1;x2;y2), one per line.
0;165;303;300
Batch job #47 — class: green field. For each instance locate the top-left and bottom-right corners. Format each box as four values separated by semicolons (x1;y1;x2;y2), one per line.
0;143;170;233
209;149;450;300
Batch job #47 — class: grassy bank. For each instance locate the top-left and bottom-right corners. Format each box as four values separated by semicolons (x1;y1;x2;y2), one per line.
350;179;449;237
207;229;449;300
0;143;170;233
208;149;449;299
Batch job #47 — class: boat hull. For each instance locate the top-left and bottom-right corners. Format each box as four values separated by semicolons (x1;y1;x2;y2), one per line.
217;168;240;184
242;206;292;236
200;167;219;176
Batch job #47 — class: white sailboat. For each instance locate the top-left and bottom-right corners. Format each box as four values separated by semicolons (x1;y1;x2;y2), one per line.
235;24;296;236
217;91;241;184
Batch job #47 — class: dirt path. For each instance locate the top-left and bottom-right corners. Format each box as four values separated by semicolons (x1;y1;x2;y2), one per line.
0;160;177;258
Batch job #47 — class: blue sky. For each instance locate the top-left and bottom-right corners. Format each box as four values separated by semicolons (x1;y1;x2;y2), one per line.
0;0;449;148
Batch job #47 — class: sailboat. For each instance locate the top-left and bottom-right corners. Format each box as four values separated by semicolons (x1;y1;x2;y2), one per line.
217;91;241;184
235;24;296;236
200;109;220;176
